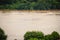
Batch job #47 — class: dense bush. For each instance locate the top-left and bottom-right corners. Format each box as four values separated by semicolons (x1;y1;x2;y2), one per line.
0;0;60;10
24;31;44;40
51;31;60;40
24;31;60;40
45;31;60;40
28;38;38;40
0;28;7;40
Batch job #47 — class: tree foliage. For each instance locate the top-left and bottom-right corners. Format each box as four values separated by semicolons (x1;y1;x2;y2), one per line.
0;0;16;5
0;28;7;40
24;31;60;40
0;0;60;10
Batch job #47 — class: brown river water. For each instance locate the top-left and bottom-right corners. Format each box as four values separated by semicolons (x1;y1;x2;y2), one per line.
0;11;60;40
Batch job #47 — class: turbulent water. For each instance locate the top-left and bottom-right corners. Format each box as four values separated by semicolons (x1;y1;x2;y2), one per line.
0;11;60;40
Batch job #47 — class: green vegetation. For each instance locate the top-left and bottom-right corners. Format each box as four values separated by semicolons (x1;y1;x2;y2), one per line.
0;28;60;40
0;0;60;10
24;31;44;40
45;31;60;40
24;31;60;40
0;28;7;40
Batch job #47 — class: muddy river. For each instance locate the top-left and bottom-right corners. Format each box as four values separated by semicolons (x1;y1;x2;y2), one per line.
0;11;60;40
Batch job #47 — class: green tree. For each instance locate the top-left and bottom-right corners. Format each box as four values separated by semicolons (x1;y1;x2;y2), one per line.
0;28;7;40
24;31;44;40
0;0;16;5
0;0;60;10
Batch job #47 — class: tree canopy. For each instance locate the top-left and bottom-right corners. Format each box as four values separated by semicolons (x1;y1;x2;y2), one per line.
0;28;7;40
0;0;16;5
0;0;60;10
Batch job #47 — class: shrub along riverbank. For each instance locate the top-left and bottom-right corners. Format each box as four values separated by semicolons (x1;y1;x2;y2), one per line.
0;28;7;40
0;0;60;10
24;31;60;40
0;28;60;40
